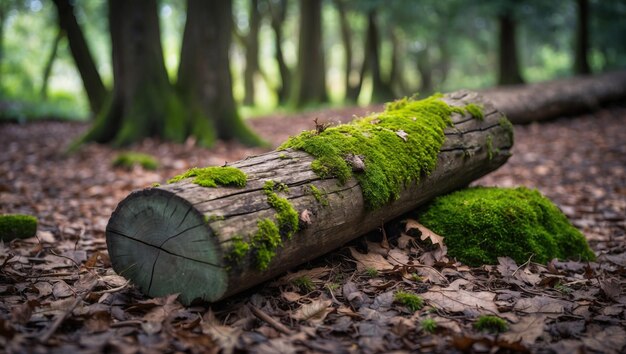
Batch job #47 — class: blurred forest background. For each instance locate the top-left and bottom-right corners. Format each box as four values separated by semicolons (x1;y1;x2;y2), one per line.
1;0;625;144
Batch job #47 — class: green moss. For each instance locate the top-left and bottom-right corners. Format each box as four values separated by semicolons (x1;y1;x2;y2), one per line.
292;276;315;292
474;315;508;333
228;236;250;263
309;185;329;206
278;153;288;159
168;166;247;188
465;103;484;120
263;181;299;239
486;135;495;160
151;182;161;187
112;152;159;170
365;267;379;277
0;214;38;242
417;187;596;266
280;95;463;209
499;117;514;145
252;218;282;270
394;291;424;312
421;318;437;334
205;214;225;223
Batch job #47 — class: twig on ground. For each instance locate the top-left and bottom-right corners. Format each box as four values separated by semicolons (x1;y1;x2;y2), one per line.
248;304;294;335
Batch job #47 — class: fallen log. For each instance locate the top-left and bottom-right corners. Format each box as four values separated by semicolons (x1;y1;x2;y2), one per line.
106;91;513;304
483;70;626;124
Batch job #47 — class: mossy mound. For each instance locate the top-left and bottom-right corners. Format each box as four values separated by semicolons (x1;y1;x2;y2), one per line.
168;166;247;188
0;214;38;242
112;152;159;170
417;187;595;266
280;95;469;209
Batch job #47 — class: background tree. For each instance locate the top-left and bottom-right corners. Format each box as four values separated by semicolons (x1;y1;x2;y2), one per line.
291;0;327;107
81;0;185;145
234;0;262;106
178;0;262;146
266;0;291;104
574;0;591;74
51;0;107;114
497;11;524;85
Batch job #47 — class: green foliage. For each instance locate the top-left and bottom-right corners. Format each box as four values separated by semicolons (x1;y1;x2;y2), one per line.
263;181;299;239
0;214;38;242
168;166;247;188
292;276;315;292
365;267;379;277
394;291;424;312
418;187;596;266
112;152;159;170
280;95;463;209
474;315;508;333
420;318;437;333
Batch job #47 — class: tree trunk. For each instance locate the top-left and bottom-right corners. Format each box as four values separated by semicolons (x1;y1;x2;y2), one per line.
106;91;513;304
482;70;626;124
243;0;260;106
574;0;591;75
52;0;107;115
497;13;524;86
364;10;394;103
335;0;360;102
291;0;327;107
267;0;290;104
40;29;64;100
81;0;183;146
178;0;262;146
417;48;433;95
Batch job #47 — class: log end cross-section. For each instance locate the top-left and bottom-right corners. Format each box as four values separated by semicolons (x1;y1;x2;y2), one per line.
106;90;513;304
106;189;228;303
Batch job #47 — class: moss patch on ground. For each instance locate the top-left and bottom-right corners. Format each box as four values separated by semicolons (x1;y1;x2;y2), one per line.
417;187;595;266
280;95;470;209
112;152;159;170
0;214;38;242
168;166;247;188
474;315;508;333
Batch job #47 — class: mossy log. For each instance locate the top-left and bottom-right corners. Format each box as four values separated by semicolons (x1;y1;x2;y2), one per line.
483;70;626;124
106;91;513;304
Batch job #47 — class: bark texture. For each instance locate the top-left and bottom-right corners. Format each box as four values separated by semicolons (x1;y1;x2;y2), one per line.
483;70;626;124
106;91;513;304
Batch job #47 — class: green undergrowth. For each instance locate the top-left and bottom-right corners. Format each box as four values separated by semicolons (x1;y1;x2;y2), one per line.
227;180;300;270
309;185;328;206
420;318;437;333
417;187;596;266
168;166;247;188
394;291;424;312
474;315;508;333
0;214;38;242
112;152;159;170
465;103;484;120
279;94;475;209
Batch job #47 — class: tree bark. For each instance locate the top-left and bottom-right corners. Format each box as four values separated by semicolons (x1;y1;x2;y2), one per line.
267;0;290;104
364;10;394;103
178;0;262;146
497;13;524;86
243;0;260;106
291;0;327;107
52;0;107;115
81;0;183;145
483;70;626;124
574;0;591;75
106;91;513;304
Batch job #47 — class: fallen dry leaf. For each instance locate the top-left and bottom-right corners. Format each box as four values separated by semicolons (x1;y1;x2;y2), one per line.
501;314;547;345
292;299;333;325
349;247;394;271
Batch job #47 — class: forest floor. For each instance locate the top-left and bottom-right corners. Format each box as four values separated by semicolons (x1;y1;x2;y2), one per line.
1;103;625;353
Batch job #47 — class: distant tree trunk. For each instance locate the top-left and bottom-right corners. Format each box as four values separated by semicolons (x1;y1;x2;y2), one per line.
389;28;407;96
364;10;394;103
243;0;260;106
497;13;524;86
335;0;360;102
52;0;107;114
291;0;327;107
40;29;64;100
0;5;6;90
267;0;290;104
417;48;433;94
574;0;591;75
81;0;185;146
178;0;262;146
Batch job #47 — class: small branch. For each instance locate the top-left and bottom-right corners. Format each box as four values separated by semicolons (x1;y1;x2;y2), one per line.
248;304;294;335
